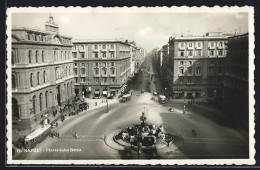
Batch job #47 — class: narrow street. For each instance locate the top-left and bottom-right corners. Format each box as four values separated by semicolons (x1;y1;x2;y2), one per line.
15;54;249;160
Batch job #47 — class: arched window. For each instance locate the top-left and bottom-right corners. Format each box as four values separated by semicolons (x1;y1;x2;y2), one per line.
42;50;45;63
37;72;40;85
28;50;32;64
43;71;46;83
66;67;68;76
35;50;38;63
69;66;71;75
45;91;48;108
12;74;17;89
30;73;33;87
32;95;36;114
67;83;70;96
61;51;63;60
12;49;15;65
54;50;57;61
39;93;43;111
65;51;67;60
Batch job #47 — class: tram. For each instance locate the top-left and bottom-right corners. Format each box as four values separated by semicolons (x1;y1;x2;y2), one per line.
24;124;51;149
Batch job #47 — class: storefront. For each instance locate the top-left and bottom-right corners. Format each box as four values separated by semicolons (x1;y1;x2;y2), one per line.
94;89;100;98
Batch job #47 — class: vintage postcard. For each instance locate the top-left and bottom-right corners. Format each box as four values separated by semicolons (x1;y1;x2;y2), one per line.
6;6;255;165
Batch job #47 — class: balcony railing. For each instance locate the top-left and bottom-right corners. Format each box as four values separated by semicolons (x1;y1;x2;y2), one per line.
208;46;215;50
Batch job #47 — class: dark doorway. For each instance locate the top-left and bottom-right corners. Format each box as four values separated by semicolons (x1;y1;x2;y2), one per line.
75;88;79;96
12;98;19;124
57;85;61;106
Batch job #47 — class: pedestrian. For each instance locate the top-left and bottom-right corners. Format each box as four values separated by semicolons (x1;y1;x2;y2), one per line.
57;132;60;138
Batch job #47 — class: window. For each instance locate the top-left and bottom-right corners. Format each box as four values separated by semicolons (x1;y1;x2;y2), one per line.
95;78;99;83
102;68;107;75
73;68;78;75
188;51;193;56
73;52;77;58
81;63;85;67
27;33;30;40
218;50;223;56
211;42;214;47
43;71;46;83
103;77;107;83
30;73;33;87
181;43;184;48
37;72;40;85
65;51;67;60
80;53;85;58
209;67;214;74
102;53;106;58
103;62;106;67
180;77;183;82
12;74;17;89
196;67;201;74
69;66;71;75
188;67;192;74
81;77;86;82
45;91;48;108
35;34;37;41
188;78;192;83
32;95;36;114
95;53;98;58
42;51;45;62
39;93;43;111
61;51;63;60
54;50;58;60
103;45;106;49
95;45;98;49
28;50;32;64
95;68;99;75
189;61;192;66
210;50;214;56
180;51;184;57
110;68;115;75
180;61;183;65
198;42;201;47
219;42;223;47
111;52;114;58
35;50;38;63
95;63;99;67
111;77;115;83
81;45;84;50
197;50;201;57
111;62;115;66
189;43;192;47
111;44;114;49
81;68;85;74
179;67;184;74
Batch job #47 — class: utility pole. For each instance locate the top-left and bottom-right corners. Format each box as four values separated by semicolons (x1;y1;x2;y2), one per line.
106;99;108;113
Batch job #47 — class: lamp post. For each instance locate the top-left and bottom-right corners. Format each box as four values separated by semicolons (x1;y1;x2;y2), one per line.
106;99;108;113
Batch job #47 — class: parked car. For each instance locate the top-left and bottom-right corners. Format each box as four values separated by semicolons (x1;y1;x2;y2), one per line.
93;96;101;99
107;95;114;99
153;92;158;96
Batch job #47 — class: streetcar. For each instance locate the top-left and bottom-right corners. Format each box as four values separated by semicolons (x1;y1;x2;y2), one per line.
121;94;131;102
159;95;166;104
24;124;51;149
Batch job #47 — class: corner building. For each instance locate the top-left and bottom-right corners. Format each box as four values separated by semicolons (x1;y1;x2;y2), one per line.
11;16;74;131
72;40;132;98
168;33;229;99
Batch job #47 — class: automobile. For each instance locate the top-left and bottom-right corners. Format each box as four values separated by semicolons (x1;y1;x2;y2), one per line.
92;96;101;99
107;95;114;99
169;107;174;112
153;92;158;96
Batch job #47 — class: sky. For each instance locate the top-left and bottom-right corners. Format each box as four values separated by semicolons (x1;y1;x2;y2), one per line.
11;12;248;51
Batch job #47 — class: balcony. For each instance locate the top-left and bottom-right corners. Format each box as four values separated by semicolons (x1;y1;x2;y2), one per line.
93;74;100;77
72;48;77;52
109;48;115;52
109;74;116;77
101;74;108;77
195;46;202;50
79;48;85;52
208;46;215;50
80;74;87;77
187;46;194;50
101;48;107;52
93;48;99;52
101;82;109;86
217;46;224;49
178;47;185;50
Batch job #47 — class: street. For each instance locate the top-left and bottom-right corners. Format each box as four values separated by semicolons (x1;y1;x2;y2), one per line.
14;54;249;160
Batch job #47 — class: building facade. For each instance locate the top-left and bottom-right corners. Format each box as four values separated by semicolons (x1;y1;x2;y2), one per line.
72;40;132;98
223;33;249;119
168;33;229;99
11;16;75;131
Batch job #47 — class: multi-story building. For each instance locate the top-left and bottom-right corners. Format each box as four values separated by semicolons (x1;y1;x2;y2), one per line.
223;33;249;119
168;33;229;99
11;16;74;131
72;40;132;98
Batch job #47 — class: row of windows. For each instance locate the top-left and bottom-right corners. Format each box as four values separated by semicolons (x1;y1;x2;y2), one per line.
30;83;73;114
29;71;47;87
54;50;71;61
73;62;116;68
55;66;72;80
178;50;224;57
178;77;222;83
179;60;222;66
26;32;71;44
179;41;225;48
73;44;115;51
28;50;45;64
